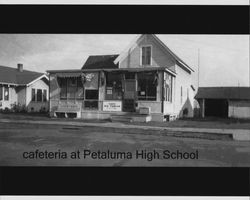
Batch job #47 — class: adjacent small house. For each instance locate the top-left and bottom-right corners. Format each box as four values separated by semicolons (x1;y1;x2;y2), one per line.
47;34;196;121
0;64;49;112
195;87;250;119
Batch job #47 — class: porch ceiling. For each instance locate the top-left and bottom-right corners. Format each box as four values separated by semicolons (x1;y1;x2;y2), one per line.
55;72;82;78
82;67;176;76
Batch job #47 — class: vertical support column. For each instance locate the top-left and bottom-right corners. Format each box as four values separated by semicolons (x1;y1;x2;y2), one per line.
156;71;161;102
48;74;51;113
97;71;101;111
0;85;3;109
98;71;105;111
161;71;164;114
135;73;138;101
201;98;205;118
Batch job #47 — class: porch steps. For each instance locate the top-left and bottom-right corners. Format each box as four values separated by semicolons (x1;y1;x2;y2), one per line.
110;113;152;123
111;115;133;123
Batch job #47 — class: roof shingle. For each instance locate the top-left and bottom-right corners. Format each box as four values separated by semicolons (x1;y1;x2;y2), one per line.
195;87;250;100
0;65;44;85
82;54;119;70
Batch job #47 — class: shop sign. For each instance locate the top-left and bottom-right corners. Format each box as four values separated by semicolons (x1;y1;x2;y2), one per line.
103;101;122;112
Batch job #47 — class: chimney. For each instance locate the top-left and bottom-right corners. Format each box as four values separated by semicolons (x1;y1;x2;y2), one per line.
17;63;23;72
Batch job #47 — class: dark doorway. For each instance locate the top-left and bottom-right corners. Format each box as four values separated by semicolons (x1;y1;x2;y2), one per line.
123;79;136;112
205;99;228;117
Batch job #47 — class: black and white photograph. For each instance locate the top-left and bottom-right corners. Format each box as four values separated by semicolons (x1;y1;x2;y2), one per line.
0;33;249;166
0;0;249;198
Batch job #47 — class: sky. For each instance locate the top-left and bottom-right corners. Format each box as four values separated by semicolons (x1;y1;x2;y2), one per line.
0;34;249;87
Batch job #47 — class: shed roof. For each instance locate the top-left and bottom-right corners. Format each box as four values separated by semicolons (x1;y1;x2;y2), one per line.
82;54;119;70
195;87;250;100
0;65;46;85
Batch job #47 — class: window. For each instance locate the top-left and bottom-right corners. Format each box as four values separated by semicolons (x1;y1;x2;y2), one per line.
137;72;157;101
0;86;2;101
85;90;98;100
31;89;36;101
58;77;84;100
141;46;152;65
68;78;77;87
59;78;67;99
76;78;84;99
105;72;123;100
4;87;9;101
43;89;47;102
84;89;98;109
37;89;42;102
165;73;172;102
125;72;135;80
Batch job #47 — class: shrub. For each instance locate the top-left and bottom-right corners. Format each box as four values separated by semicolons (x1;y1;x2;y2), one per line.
10;103;27;113
39;106;48;113
3;107;10;113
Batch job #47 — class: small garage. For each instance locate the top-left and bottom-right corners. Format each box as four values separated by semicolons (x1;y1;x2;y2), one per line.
195;87;250;119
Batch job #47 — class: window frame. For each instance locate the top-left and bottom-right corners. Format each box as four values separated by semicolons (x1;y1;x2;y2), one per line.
165;73;173;103
140;45;152;66
84;89;99;110
105;72;123;100
37;89;42;102
4;86;9;101
31;88;36;102
137;72;157;101
58;77;84;100
43;89;47;102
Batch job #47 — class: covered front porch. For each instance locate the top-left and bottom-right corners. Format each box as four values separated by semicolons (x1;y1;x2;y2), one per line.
48;67;175;122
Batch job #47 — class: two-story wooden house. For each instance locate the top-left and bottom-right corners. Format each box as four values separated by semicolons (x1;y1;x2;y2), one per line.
47;34;195;121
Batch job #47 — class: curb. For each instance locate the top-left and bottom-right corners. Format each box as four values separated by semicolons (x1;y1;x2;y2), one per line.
1;118;249;141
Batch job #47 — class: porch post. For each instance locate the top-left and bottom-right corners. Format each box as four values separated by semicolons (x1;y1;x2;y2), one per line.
201;98;205;118
161;71;164;113
98;71;105;111
48;74;50;113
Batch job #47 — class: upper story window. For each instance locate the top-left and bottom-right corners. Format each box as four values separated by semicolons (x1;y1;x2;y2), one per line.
141;46;152;66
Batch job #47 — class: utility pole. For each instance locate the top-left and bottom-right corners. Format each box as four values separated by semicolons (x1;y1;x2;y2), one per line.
197;48;200;88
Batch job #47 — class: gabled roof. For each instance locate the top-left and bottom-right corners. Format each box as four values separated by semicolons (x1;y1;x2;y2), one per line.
0;65;47;86
82;54;119;70
195;87;250;100
114;34;194;73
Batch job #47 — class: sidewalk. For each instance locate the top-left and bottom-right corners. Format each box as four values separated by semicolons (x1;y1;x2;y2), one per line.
0;118;249;141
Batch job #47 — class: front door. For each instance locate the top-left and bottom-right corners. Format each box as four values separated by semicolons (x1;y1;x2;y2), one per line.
123;79;136;112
